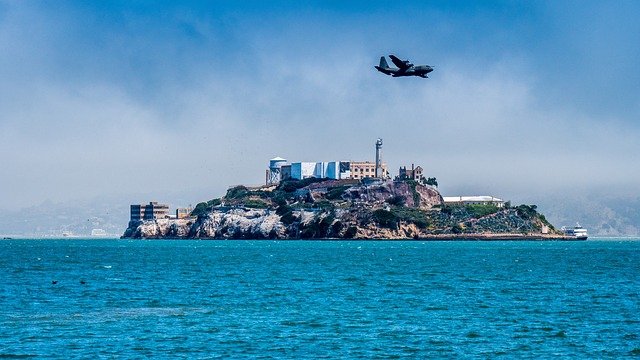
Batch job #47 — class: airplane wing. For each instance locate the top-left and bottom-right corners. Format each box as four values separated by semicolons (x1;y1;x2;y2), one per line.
389;55;412;71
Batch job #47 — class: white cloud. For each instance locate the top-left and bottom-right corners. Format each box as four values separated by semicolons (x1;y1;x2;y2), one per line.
1;1;639;212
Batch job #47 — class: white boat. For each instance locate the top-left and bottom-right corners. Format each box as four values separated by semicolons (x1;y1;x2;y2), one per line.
561;223;588;240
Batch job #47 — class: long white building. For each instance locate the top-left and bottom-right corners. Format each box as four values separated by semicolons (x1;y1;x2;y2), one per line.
443;196;505;207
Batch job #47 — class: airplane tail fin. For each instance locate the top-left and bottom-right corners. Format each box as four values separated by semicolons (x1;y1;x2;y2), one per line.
379;56;389;69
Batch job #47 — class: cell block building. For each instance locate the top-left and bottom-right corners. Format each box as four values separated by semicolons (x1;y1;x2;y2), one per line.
130;202;170;221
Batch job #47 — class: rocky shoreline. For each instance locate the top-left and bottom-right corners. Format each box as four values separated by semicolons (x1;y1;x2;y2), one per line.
123;178;574;241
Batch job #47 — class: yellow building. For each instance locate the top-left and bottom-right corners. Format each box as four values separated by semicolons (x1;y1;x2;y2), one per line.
349;161;387;180
176;207;194;219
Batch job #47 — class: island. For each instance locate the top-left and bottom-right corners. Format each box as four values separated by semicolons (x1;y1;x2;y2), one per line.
122;178;575;240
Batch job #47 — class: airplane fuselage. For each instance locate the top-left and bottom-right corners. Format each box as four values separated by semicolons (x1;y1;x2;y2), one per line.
375;55;434;78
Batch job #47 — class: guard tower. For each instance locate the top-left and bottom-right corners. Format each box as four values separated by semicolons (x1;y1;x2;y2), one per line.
268;157;287;185
375;138;383;178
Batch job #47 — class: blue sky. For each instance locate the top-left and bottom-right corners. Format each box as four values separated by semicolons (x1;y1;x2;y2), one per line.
1;0;639;210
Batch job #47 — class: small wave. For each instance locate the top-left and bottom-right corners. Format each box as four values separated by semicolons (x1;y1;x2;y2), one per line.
550;331;567;338
0;354;39;358
424;306;449;311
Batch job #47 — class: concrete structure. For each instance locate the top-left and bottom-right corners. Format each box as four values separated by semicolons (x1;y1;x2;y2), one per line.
130;202;170;221
443;196;505;208
269;160;352;182
287;161;351;180
266;138;389;183
268;160;386;181
176;207;194;219
291;162;321;179
399;164;424;181
267;157;287;185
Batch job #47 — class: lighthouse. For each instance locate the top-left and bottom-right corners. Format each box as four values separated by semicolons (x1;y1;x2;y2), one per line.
375;138;383;179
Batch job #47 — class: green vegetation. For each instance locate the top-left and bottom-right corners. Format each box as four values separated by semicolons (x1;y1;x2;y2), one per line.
191;202;209;217
191;198;223;217
516;204;538;220
425;177;438;187
313;200;335;211
277;178;328;193
208;198;222;207
243;199;270;209
386;195;405;207
537;213;556;231
465;204;501;218
225;186;250;200
280;212;297;225
276;204;297;225
181;177;555;240
391;207;431;229
373;209;399;230
326;186;348;200
276;204;292;216
440;204;502;219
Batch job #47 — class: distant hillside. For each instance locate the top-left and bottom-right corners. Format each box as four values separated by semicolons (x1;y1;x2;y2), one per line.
0;199;128;237
532;193;640;237
123;178;567;240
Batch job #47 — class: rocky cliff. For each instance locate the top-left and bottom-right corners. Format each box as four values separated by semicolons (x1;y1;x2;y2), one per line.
122;178;567;240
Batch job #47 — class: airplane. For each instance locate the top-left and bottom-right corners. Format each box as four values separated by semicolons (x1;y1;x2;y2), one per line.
375;55;434;78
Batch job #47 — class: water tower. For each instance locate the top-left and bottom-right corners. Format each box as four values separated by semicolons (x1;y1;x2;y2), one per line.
375;138;383;178
268;157;287;185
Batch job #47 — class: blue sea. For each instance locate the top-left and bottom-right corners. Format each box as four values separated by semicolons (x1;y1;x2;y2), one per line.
1;239;639;359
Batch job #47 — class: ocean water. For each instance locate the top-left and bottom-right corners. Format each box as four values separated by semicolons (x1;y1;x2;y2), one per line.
1;239;639;359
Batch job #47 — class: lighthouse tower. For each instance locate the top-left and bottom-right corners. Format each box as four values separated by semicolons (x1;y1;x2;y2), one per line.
375;138;383;179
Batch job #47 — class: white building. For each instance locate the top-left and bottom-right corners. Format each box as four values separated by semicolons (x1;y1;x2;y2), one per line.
286;161;351;180
443;196;505;207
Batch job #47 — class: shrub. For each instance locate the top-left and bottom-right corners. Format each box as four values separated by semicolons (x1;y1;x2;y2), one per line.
373;209;398;230
191;202;209;217
280;181;299;193
207;198;222;207
273;194;288;207
244;199;270;209
465;204;500;218
386;195;405;207
392;208;430;229
516;204;537;220
344;226;358;238
225;186;249;199
314;200;335;210
280;212;297;225
317;216;334;236
326;186;347;200
276;204;292;216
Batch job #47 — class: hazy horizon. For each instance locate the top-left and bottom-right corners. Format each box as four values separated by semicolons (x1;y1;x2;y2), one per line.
2;1;639;213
